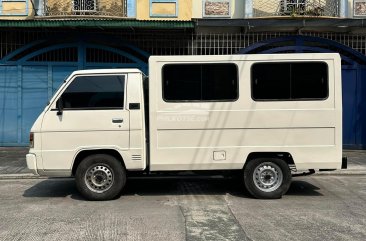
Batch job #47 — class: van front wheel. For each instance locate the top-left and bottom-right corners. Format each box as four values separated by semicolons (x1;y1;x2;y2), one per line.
244;158;291;199
75;154;126;201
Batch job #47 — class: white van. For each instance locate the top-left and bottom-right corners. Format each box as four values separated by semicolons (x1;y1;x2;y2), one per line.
26;53;347;200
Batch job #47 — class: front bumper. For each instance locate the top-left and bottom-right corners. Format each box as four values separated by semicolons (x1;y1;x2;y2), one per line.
26;153;39;175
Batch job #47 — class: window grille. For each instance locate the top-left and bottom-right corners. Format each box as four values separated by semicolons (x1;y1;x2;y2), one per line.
282;0;306;15
73;0;97;12
1;30;366;61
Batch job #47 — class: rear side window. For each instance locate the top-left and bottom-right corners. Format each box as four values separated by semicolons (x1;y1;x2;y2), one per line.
163;63;238;102
251;62;328;101
60;75;125;109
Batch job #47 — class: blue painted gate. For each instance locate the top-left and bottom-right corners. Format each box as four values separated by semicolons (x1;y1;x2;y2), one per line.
238;36;366;149
0;39;149;146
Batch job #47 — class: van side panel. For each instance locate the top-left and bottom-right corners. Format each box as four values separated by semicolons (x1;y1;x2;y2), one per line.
126;73;146;170
149;54;342;171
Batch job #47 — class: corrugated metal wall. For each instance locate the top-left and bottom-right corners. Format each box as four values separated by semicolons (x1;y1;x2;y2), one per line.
0;32;150;145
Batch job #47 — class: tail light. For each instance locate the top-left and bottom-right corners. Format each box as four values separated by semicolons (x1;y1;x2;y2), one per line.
29;132;34;148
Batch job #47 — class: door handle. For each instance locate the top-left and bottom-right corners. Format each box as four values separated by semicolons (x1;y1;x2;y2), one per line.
112;118;123;123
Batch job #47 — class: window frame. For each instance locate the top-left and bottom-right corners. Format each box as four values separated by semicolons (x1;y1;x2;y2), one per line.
250;61;329;102
162;63;240;103
0;0;29;16
54;74;127;111
202;0;231;18
150;0;178;18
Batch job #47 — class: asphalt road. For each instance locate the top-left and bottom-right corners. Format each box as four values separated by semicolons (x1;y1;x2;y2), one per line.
0;175;365;241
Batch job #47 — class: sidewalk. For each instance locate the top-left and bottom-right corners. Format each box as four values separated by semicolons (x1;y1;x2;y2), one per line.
0;147;366;178
0;148;30;175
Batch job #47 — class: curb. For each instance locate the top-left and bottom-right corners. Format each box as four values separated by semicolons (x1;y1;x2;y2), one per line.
314;170;366;175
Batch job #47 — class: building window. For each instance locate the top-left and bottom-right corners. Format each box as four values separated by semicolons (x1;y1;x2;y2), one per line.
354;0;366;17
59;75;125;109
0;0;28;16
203;0;230;18
251;62;328;101
73;0;97;12
163;63;238;102
150;0;178;18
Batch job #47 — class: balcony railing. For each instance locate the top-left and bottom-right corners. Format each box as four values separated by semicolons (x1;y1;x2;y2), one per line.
253;0;339;17
43;0;128;17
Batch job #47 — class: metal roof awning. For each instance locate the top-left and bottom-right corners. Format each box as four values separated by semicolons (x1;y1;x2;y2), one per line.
195;18;366;32
0;19;195;29
1;18;365;32
196;18;366;27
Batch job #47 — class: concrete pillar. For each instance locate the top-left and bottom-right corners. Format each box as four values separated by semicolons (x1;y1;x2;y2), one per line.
339;0;348;18
127;0;136;18
245;0;253;18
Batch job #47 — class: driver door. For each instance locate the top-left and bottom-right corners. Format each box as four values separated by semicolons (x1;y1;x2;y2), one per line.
41;74;129;171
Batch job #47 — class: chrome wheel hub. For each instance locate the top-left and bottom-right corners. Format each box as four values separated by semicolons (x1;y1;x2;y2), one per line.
253;162;283;192
85;164;114;193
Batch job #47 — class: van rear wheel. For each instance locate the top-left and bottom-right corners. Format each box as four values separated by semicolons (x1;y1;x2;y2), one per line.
75;154;126;201
244;158;291;199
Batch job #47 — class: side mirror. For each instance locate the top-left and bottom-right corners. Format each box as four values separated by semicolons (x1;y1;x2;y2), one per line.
56;99;63;116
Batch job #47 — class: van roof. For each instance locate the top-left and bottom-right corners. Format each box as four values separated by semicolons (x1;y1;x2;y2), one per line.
148;53;341;62
72;68;142;75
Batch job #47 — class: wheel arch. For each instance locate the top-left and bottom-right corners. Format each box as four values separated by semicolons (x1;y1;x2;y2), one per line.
244;152;296;171
71;149;126;176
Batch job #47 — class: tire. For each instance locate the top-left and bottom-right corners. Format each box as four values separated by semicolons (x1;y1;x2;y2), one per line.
75;154;126;201
244;158;291;199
